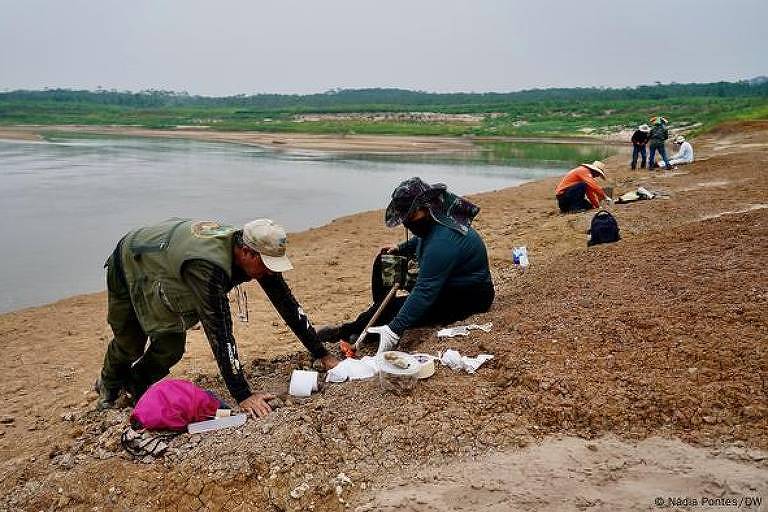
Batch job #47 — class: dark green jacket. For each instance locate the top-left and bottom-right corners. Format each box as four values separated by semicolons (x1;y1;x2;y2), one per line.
649;124;669;146
120;218;234;335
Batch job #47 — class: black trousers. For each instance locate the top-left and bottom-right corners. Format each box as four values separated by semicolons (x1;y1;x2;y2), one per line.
557;182;594;213
339;253;494;339
101;240;186;399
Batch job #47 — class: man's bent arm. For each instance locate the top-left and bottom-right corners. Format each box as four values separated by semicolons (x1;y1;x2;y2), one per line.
258;273;329;359
182;260;252;403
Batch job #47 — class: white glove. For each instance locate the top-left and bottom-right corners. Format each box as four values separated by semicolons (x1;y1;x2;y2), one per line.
367;325;400;354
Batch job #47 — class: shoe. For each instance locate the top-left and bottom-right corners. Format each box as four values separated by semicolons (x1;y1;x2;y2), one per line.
316;325;342;343
94;378;120;410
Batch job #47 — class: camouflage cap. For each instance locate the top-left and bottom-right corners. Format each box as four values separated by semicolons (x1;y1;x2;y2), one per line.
384;177;446;228
242;219;293;272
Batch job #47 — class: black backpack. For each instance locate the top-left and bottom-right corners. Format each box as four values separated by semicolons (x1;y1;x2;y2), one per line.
587;210;620;246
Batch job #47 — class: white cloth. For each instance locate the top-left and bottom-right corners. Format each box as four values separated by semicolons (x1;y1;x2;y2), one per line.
437;322;493;338
325;357;378;383
368;325;400;354
670;141;694;164
439;349;494;374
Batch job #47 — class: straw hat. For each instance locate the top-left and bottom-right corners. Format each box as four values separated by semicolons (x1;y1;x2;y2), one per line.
582;160;607;179
639;124;651;132
674;135;686;143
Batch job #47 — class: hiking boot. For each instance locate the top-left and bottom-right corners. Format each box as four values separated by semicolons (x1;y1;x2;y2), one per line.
316;325;342;343
94;378;120;410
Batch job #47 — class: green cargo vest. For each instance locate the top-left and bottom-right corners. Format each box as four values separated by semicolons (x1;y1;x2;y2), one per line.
119;218;236;335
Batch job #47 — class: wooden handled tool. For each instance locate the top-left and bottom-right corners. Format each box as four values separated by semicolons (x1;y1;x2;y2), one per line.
339;282;400;358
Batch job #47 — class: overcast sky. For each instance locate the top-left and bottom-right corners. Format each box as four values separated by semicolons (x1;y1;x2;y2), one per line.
1;0;765;96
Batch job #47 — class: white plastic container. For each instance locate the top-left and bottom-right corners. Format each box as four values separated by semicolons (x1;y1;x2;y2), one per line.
413;353;436;379
375;351;421;394
512;246;529;268
289;369;319;397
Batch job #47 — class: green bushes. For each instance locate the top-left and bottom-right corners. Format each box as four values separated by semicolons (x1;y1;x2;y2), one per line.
1;83;766;137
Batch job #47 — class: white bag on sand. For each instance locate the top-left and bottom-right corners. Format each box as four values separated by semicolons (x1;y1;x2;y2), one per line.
439;349;494;374
512;246;530;268
325;357;378;383
437;322;493;338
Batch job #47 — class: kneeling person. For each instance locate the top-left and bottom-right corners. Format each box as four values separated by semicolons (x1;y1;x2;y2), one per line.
555;160;611;213
318;177;495;353
97;218;338;417
668;135;694;166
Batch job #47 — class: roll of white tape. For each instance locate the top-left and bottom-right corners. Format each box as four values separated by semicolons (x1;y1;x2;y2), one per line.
413;353;436;379
289;369;319;397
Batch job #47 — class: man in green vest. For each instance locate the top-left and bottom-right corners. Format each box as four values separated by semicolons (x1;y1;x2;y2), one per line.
96;218;339;418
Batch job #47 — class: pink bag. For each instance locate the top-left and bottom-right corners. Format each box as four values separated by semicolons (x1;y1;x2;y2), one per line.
130;379;220;431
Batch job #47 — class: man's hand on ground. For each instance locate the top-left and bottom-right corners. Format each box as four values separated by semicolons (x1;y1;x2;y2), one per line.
239;392;276;419
320;354;340;370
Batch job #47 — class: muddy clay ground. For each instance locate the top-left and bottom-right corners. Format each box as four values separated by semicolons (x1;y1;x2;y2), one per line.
0;122;767;511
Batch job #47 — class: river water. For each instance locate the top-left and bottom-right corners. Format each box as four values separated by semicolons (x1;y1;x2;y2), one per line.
0;135;614;312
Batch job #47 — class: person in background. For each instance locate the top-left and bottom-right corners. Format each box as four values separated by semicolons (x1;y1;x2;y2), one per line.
648;116;672;170
96;218;339;417
668;135;694;166
554;160;612;213
630;124;651;169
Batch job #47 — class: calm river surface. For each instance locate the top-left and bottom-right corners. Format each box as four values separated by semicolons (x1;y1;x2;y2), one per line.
0;135;614;312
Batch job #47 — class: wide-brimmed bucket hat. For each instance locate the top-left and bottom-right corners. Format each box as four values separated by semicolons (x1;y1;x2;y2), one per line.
674;135;686;143
384;177;480;235
581;160;607;179
639;124;651;132
385;177;446;228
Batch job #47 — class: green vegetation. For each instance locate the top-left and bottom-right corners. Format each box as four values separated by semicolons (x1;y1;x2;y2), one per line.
1;79;766;137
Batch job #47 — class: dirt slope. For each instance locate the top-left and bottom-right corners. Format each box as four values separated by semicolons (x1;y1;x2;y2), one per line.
0;121;766;511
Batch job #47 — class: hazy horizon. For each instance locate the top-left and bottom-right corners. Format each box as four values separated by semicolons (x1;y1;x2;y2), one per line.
2;77;766;98
2;0;766;96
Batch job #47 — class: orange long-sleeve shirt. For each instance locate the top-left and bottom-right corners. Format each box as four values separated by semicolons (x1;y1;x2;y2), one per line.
554;166;606;208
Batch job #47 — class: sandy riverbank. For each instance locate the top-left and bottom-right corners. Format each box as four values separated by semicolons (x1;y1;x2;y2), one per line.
0;124;627;154
0;125;481;154
0;127;44;141
0;121;767;511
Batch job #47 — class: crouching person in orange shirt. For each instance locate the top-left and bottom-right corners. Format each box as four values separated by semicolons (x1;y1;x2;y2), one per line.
554;160;612;213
